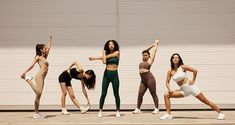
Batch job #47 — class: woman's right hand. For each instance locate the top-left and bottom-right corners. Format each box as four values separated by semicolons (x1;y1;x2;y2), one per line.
155;39;160;45
167;89;173;94
49;32;52;39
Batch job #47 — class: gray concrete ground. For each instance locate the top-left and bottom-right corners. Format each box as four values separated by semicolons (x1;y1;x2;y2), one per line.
0;110;235;125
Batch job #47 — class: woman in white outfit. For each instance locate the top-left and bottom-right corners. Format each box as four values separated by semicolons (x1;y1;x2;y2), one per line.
160;53;225;120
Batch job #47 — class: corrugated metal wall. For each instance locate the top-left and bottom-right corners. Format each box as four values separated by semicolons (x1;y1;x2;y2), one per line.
0;0;234;109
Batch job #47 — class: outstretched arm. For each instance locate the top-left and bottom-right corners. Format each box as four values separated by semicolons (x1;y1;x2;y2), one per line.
148;39;160;65
89;50;120;64
45;33;52;58
89;57;103;61
88;50;106;61
21;56;39;79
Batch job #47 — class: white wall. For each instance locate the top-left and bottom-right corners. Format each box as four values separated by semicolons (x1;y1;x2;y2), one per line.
0;0;234;109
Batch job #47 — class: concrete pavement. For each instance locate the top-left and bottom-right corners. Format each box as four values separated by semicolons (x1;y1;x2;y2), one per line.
0;110;235;125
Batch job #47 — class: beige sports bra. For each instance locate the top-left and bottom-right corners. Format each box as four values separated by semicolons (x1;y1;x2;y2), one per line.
39;58;49;66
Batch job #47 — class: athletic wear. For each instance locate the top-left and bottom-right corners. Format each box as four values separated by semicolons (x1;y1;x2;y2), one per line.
137;61;159;109
106;57;119;66
58;68;83;86
160;114;173;120
99;70;120;110
133;108;142;114
139;61;151;70
179;82;201;97
172;66;186;82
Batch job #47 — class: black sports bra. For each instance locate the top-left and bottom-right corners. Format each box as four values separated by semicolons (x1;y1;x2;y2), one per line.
69;68;83;80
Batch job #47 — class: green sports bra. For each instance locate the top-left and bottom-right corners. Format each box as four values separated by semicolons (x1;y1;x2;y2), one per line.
106;57;119;66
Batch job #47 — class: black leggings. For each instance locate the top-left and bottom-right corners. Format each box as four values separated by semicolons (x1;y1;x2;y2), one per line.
99;70;120;110
137;72;159;109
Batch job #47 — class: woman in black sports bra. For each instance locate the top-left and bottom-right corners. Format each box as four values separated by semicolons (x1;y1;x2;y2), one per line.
58;60;96;115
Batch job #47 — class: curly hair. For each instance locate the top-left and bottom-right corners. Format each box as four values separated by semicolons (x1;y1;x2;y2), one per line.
103;40;119;55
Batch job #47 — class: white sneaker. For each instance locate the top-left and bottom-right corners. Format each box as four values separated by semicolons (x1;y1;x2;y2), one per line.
152;108;159;114
25;75;33;81
116;111;121;118
33;113;45;119
160;113;173;120
98;111;102;118
133;108;142;114
61;108;70;115
80;106;90;114
217;113;225;120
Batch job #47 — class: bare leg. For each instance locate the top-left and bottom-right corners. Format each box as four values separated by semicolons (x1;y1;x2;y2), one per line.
67;86;81;108
26;80;38;94
60;83;67;108
195;93;221;113
164;90;184;115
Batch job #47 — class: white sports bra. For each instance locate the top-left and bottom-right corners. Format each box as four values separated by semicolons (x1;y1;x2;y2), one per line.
172;66;186;82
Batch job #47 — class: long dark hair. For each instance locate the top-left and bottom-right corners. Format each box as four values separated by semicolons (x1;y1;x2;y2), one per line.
170;53;184;70
83;70;96;89
104;40;119;55
35;44;45;56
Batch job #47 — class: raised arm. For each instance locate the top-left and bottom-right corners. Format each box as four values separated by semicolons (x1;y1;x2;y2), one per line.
146;42;155;51
148;39;160;65
21;56;39;79
67;60;83;71
44;33;52;58
181;65;198;85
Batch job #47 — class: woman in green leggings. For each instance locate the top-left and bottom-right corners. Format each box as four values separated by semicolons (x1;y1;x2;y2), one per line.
89;40;121;118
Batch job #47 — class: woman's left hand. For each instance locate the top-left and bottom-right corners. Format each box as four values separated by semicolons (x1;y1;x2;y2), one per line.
189;80;195;85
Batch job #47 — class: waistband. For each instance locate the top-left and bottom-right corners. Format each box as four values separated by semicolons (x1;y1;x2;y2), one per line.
179;81;190;88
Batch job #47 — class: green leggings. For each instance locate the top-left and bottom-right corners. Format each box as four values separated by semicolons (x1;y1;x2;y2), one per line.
99;70;120;110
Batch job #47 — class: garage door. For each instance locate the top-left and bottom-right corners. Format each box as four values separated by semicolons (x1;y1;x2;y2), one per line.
0;0;234;109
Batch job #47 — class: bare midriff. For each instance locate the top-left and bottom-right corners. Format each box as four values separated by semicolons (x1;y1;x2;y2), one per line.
139;69;150;74
176;77;190;86
106;64;118;70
